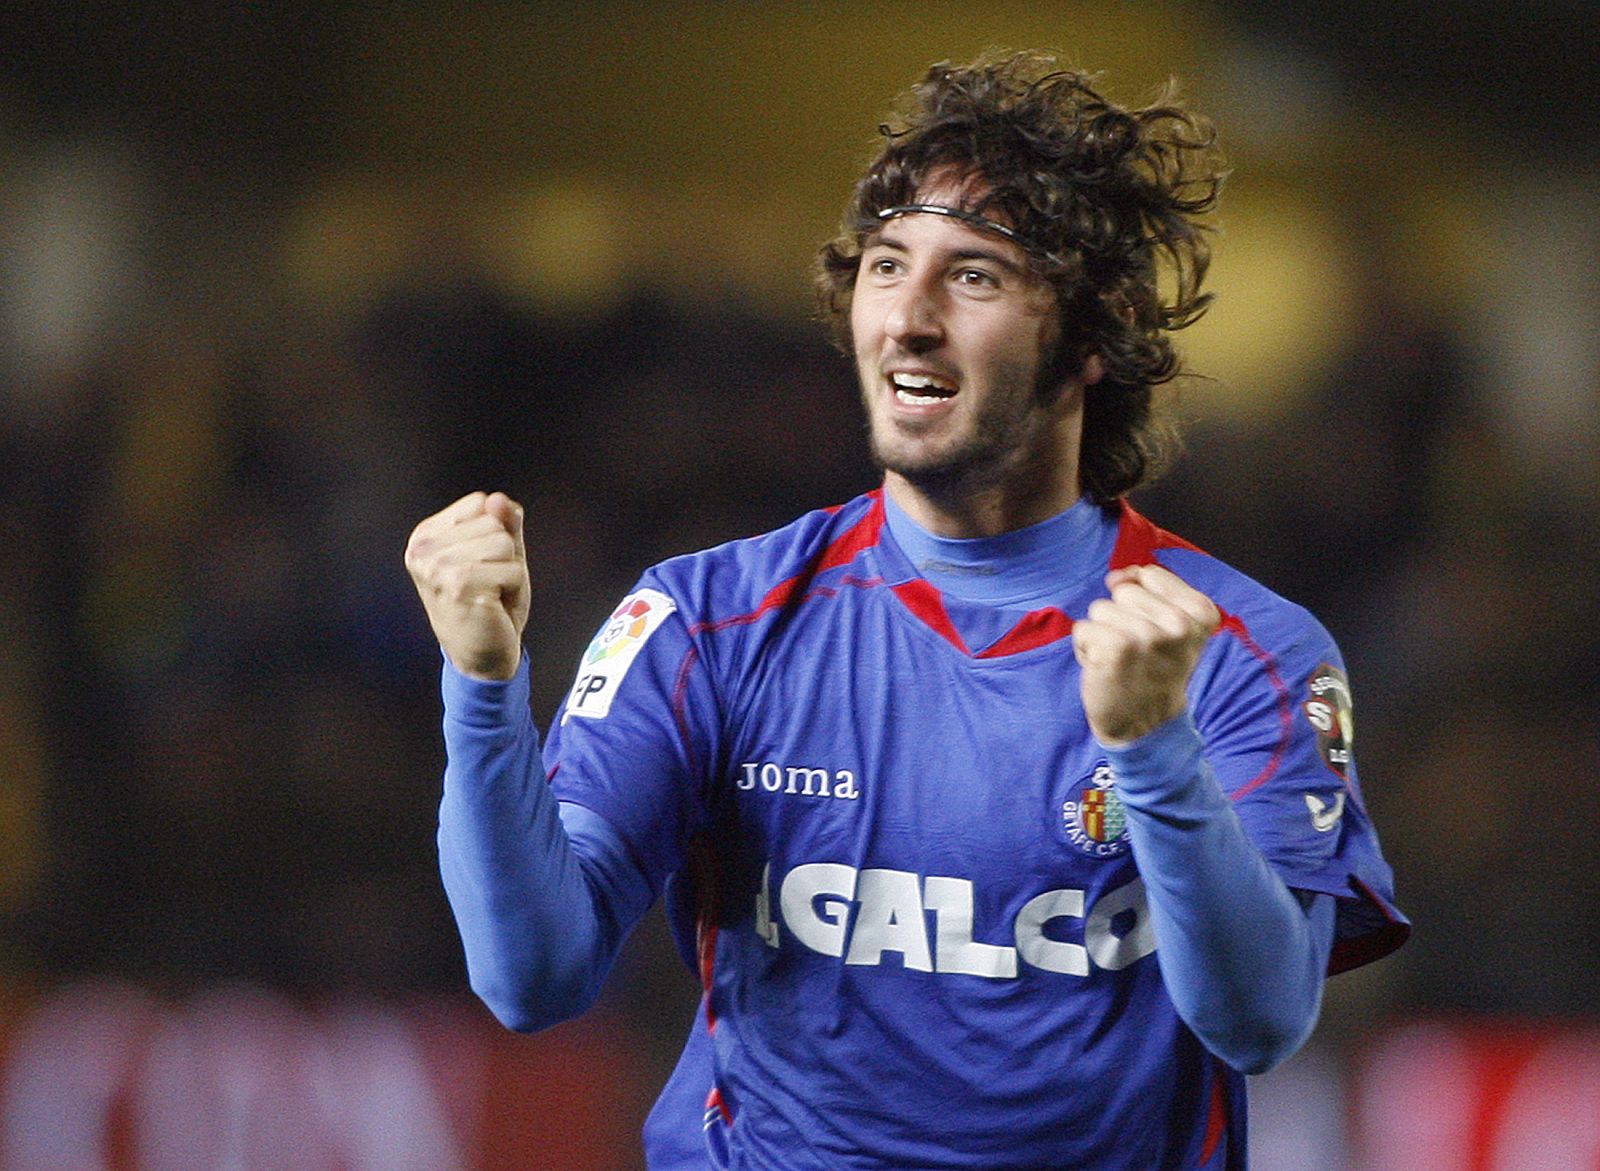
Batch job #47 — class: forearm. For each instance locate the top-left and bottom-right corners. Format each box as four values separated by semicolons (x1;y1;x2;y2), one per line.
1106;715;1334;1074
437;656;651;1031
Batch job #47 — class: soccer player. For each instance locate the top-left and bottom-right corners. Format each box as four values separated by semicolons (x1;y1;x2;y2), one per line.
405;51;1407;1170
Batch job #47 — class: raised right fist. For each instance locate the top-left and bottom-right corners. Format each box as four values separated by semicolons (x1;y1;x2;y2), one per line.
404;491;531;680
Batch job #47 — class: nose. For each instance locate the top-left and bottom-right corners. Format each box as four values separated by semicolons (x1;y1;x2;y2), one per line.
883;277;944;351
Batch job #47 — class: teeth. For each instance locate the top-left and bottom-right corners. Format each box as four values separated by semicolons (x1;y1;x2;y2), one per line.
890;372;955;405
892;372;954;391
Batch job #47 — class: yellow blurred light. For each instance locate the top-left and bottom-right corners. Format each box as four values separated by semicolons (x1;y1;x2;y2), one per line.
1390;184;1495;316
470;180;627;316
280;180;428;311
333;2;1226;315
1176;189;1357;420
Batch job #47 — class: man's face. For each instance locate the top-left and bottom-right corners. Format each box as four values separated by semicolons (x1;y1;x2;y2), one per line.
850;183;1070;497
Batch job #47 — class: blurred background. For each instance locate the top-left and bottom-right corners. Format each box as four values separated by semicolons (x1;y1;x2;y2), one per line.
0;2;1596;1167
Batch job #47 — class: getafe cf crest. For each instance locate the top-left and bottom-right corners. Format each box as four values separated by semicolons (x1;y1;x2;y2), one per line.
1061;763;1131;858
1303;662;1354;778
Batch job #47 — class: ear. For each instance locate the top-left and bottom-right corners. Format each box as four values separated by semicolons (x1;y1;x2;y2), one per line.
1078;352;1106;387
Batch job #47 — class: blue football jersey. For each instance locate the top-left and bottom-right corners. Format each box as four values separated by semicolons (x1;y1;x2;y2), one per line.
542;491;1406;1170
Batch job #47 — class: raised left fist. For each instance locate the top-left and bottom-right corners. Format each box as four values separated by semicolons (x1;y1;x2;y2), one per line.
1073;564;1221;746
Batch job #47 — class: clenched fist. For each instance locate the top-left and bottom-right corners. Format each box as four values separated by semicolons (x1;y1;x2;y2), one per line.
404;491;530;681
1073;564;1221;747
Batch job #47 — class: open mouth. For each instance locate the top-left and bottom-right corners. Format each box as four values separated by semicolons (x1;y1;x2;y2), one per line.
890;372;957;405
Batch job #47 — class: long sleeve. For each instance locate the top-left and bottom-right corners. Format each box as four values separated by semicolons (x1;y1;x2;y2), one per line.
436;655;655;1032
1105;713;1335;1074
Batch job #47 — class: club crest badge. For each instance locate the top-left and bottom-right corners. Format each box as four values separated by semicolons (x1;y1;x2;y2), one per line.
1303;663;1354;777
1061;763;1131;858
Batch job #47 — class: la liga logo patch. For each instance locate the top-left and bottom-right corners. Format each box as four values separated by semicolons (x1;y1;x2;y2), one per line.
563;588;676;724
586;595;659;664
1062;763;1131;858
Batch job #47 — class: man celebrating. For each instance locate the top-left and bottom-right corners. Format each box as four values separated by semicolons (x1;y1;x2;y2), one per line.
406;51;1406;1170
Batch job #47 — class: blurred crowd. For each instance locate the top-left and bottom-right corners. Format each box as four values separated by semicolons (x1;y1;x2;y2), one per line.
1;11;1597;1130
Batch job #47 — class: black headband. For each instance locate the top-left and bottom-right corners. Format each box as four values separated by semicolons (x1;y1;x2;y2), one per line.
875;204;1052;261
883;204;1030;247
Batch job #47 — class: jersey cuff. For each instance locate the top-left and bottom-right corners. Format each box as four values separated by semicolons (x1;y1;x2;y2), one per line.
1100;712;1209;806
441;651;533;730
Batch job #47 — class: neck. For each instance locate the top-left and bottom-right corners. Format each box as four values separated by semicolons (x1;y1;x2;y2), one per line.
881;488;1117;607
883;446;1082;538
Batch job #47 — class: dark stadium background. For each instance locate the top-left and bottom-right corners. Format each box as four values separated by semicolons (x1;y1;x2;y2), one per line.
0;4;1595;1166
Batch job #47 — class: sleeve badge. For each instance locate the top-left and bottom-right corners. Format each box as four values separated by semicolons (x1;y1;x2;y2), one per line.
562;588;677;723
1302;663;1354;778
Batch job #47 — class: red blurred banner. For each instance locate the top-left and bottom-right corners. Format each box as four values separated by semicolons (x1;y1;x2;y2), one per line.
1349;1018;1600;1171
2;982;1596;1170
0;979;649;1170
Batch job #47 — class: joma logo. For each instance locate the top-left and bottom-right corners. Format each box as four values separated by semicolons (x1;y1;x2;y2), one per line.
737;761;860;800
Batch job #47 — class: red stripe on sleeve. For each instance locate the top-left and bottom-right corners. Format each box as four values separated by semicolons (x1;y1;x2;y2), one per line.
1218;613;1295;801
671;645;703;777
686;840;722;1032
1330;877;1413;974
1199;1056;1230;1164
1109;503;1293;804
694;495;886;636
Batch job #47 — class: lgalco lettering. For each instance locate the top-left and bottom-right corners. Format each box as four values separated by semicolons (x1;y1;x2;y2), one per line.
754;863;1156;977
737;761;860;800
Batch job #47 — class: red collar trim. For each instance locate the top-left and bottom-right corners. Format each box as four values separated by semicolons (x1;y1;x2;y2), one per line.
894;499;1208;660
1109;499;1205;570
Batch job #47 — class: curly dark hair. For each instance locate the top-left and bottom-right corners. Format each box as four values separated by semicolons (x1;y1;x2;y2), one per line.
816;50;1226;503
